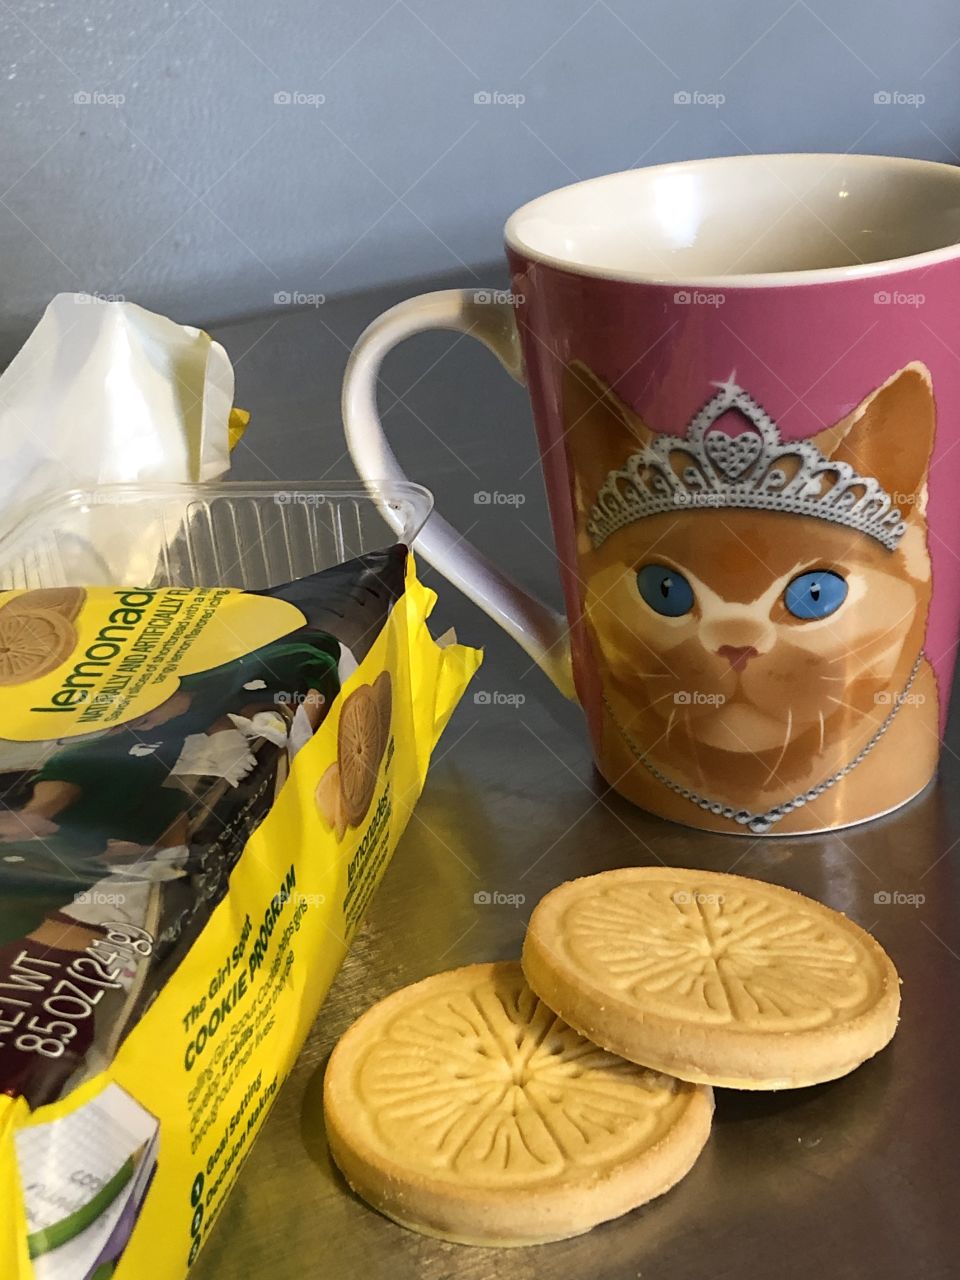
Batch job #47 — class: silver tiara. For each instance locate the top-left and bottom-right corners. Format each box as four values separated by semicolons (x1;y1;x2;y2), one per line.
586;375;906;551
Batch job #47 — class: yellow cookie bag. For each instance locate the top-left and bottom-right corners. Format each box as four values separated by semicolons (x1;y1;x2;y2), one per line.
0;547;481;1279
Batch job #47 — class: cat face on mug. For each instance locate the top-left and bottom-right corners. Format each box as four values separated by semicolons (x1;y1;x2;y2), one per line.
563;361;936;762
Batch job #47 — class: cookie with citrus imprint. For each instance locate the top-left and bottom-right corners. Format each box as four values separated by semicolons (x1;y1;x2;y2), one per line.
522;868;900;1090
0;608;76;686
1;586;86;621
315;762;345;840
323;961;712;1246
373;670;392;758
337;682;385;828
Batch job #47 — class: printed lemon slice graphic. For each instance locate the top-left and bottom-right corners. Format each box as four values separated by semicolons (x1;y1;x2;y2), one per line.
372;670;392;759
337;682;385;828
523;868;901;1089
2;587;87;621
0;609;76;686
323;961;713;1246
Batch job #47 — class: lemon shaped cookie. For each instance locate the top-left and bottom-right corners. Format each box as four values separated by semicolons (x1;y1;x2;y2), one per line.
1;586;86;621
372;670;392;758
0;609;76;686
323;961;713;1246
522;868;900;1090
337;683;384;827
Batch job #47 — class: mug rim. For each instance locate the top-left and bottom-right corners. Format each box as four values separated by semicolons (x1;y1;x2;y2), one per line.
504;152;960;288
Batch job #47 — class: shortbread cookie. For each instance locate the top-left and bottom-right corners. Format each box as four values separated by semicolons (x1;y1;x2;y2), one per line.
522;868;900;1090
303;686;326;733
337;682;384;827
323;961;712;1246
373;670;392;757
0;608;76;685
1;586;86;620
315;762;348;842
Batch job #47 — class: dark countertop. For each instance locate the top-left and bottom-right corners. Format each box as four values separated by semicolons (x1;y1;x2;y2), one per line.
194;278;960;1280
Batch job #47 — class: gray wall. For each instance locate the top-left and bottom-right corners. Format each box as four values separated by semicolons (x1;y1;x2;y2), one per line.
2;0;959;354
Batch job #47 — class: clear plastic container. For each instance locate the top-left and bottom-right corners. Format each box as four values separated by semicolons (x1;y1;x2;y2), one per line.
0;481;433;591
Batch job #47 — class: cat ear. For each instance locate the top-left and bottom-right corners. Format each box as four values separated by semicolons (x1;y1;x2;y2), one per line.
811;363;936;509
562;361;654;514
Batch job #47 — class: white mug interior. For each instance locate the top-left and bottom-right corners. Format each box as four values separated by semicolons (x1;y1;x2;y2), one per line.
505;153;960;284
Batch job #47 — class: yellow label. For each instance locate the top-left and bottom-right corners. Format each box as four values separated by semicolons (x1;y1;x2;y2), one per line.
0;586;304;741
0;557;482;1279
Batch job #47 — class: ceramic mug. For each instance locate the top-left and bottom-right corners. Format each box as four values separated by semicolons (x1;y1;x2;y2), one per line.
343;153;960;836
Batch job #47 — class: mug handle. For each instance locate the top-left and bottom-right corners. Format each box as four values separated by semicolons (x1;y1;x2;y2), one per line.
342;288;575;698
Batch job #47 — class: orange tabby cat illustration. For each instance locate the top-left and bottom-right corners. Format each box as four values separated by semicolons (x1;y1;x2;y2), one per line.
563;361;939;834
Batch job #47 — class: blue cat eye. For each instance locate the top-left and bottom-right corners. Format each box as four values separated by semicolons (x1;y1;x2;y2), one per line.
636;564;695;617
784;570;848;620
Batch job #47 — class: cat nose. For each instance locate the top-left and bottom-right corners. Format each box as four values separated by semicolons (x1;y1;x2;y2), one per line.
718;644;758;671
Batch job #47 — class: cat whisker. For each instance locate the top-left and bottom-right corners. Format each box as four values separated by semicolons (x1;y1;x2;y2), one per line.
649;689;683;709
818;710;825;756
685;715;706;786
819;612;917;666
825;693;887;724
761;706;792;787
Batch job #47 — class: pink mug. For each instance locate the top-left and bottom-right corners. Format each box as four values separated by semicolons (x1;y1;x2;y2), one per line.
343;153;960;836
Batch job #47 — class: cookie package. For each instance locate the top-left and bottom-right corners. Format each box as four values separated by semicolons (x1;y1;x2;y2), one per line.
0;546;481;1279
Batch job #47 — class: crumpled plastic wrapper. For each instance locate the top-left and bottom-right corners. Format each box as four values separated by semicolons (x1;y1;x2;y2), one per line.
0;293;245;582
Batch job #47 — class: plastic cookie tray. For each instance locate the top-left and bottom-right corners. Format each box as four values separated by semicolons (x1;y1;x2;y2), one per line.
0;481;432;592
